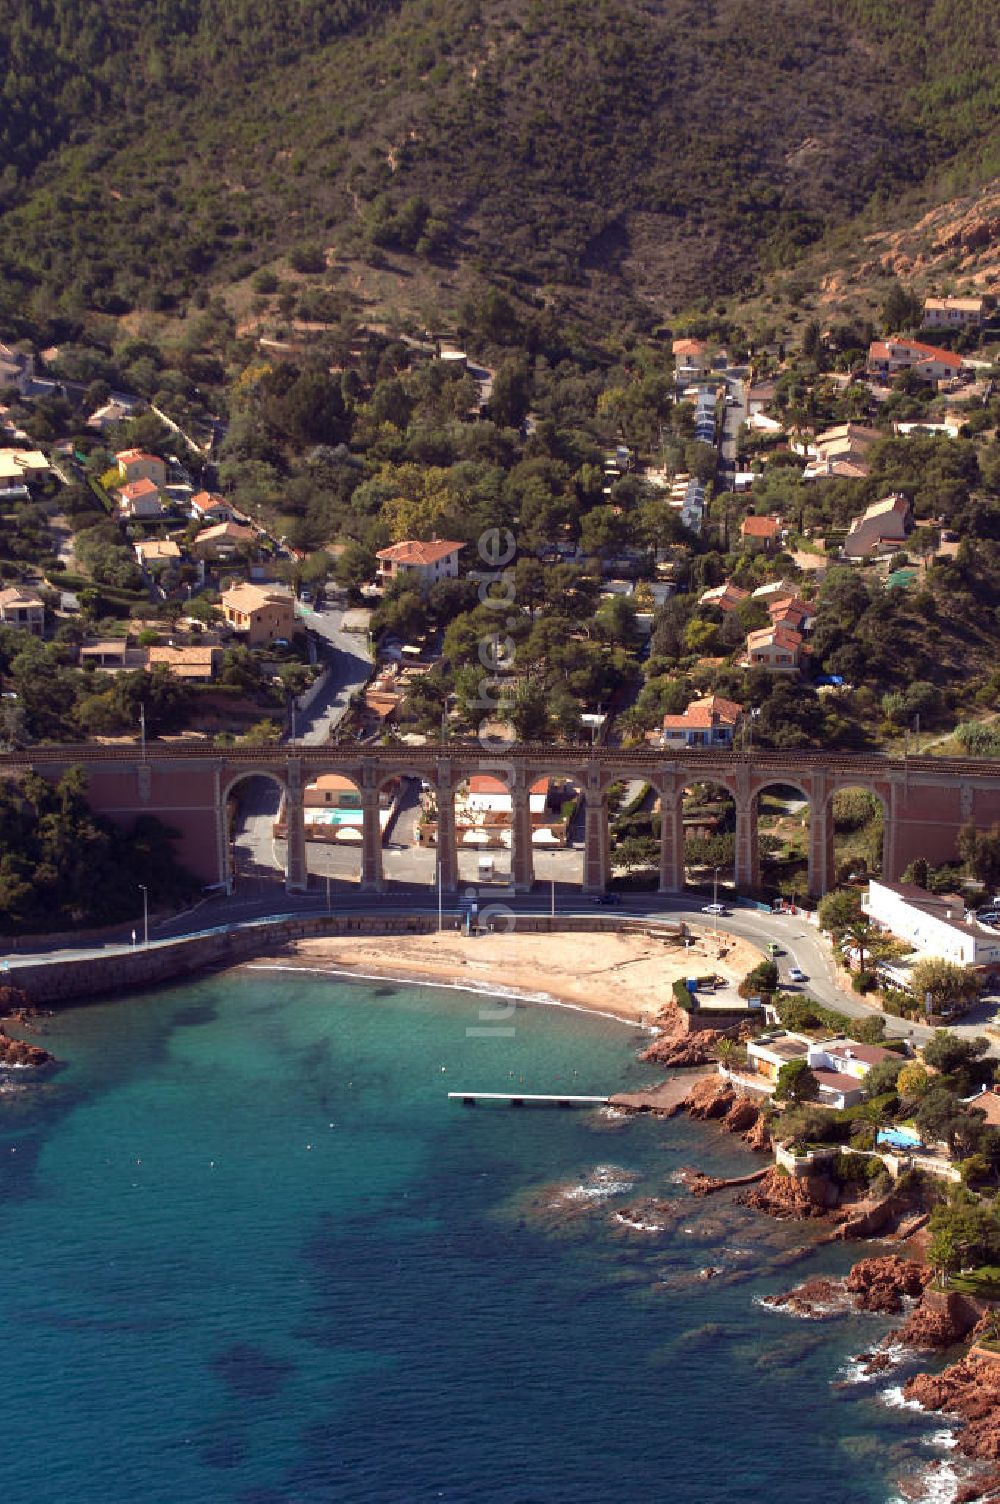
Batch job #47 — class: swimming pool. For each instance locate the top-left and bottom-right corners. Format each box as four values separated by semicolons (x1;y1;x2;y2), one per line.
877;1126;922;1150
306;807;363;827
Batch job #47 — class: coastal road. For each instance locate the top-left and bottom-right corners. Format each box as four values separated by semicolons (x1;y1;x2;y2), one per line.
0;885;953;1048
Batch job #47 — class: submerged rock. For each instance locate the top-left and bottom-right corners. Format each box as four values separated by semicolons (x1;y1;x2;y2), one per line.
764;1276;854;1320
0;1026;54;1068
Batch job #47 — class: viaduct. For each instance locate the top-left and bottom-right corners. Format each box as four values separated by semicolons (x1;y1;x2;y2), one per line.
5;741;1000;900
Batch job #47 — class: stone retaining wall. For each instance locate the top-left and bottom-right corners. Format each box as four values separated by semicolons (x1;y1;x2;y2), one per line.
10;913;686;1006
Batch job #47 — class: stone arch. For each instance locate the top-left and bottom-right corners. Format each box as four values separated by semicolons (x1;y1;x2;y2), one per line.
673;776;739;894
824;780;890;891
751;777;814;899
221;768;290;892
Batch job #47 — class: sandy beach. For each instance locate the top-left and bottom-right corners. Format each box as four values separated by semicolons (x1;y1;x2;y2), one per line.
249;926;764;1025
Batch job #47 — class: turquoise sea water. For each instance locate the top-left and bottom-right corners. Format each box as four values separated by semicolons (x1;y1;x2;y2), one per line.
0;969;953;1503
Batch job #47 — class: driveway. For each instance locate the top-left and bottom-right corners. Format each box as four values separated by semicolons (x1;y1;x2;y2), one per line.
293;604;372;743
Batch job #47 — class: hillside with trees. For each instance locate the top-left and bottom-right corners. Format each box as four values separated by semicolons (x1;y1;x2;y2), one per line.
1;0;999;332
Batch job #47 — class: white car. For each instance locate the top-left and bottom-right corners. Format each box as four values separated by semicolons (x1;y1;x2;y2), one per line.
701;903;729;916
787;966;807;983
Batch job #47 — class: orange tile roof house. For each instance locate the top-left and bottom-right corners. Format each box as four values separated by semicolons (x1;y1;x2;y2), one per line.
190;491;239;523
115;449;167;487
699;582;750;613
843;493;912;559
867;338;965;384
672;337;712;379
744;623;803;672
767;594;813;631
118;477;165;519
465;775;553;815
134;538;181;569
146;645;220;680
660;695;743;748
376;538;464;587
922;296;987;330
0;584;45;635
221;582;295;645
191;522;257;558
740;515;782;550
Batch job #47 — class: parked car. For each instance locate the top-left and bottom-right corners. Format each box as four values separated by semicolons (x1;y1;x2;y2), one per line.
701;903;729;916
593;893;621;906
787;966;807;983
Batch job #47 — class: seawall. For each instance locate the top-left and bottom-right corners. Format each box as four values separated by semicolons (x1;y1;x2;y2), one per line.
6;913;687;1006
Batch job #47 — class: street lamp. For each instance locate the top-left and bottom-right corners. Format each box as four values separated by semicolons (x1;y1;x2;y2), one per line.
138;884;149;948
712;865;720;935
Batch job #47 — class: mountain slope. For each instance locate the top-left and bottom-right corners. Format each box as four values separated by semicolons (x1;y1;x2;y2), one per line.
1;0;998;329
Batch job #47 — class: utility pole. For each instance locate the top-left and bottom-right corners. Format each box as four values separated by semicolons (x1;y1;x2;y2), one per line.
139;703;146;760
139;884;149;948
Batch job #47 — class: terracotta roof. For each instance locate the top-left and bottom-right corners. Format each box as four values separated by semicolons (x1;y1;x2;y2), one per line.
80;639;127;657
191;490;230;513
768;594;812;626
672;338;707;356
222;582;293;612
0;585;44;608
970;1091;1000;1128
309;774;361;793
700;582;749;611
662;695;743;731
135;539;180;561
147;645;217;678
822;1040;895;1068
376;539;464;566
740;515;781;538
872;494;908;516
116;449;162;464
120;477;160;501
871;339;964;370
193;522;255;545
812;1068;863;1095
467;775;551;796
747;624;803;650
924;296;985;313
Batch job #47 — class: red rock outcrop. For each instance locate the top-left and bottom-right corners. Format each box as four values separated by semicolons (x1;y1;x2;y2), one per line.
743;1112;772;1153
681;1075;735;1120
906;1354;1000;1467
833;1191;902;1240
641;1029;723;1068
0;1026;54;1068
845;1256;930;1314
739;1165;837;1219
764;1276;852;1319
770;1255;930;1322
892;1288;983;1351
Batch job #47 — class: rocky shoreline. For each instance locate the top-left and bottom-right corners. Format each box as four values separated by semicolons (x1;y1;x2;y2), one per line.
624;1061;1000;1500
0;992;56;1073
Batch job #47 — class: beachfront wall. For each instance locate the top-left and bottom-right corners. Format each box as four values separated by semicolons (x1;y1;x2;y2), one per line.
6;913;689;1006
4;744;1000;899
